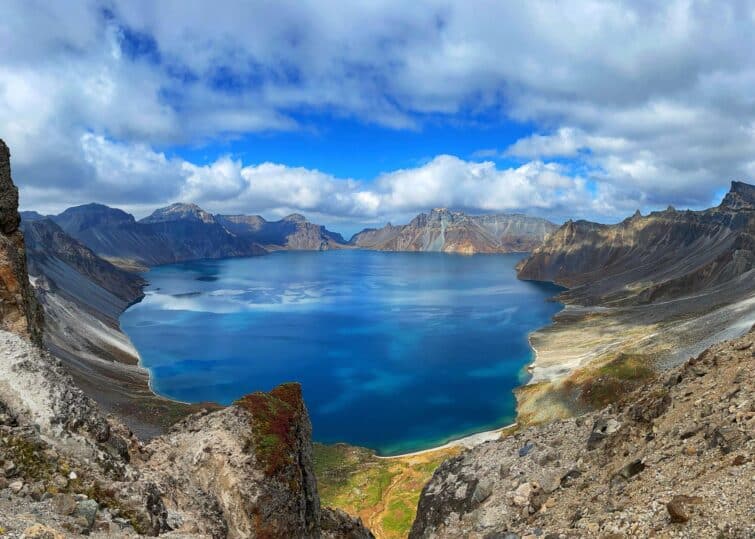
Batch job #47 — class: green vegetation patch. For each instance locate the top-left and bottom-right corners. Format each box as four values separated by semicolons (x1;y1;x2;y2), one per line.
235;382;305;476
315;442;456;539
383;495;418;535
5;434;56;481
579;353;655;408
598;353;654;380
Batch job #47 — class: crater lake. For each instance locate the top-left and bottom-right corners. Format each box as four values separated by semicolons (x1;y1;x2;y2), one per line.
120;250;562;456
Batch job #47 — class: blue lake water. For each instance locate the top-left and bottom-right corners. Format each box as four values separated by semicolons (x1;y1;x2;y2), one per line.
120;250;562;455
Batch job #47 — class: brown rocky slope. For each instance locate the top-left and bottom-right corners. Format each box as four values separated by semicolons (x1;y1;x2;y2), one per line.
411;329;754;538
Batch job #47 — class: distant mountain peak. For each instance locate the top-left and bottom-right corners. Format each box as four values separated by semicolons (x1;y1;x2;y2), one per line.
282;213;307;223
54;203;136;232
721;180;755;210
353;210;557;253
141;202;216;224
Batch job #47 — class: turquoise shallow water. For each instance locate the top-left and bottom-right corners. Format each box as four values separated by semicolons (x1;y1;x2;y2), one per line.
120;250;562;456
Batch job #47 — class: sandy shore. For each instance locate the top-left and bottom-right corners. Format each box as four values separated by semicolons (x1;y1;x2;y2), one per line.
375;423;516;460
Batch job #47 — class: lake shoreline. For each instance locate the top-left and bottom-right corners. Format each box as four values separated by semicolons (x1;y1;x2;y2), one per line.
120;250;561;453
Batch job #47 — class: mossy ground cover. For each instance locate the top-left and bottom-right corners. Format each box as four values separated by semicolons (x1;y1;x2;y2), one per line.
314;443;459;539
579;352;655;408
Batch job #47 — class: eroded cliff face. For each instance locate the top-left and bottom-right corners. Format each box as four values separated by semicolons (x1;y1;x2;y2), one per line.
517;183;755;306
0;338;372;537
0;140;42;342
351;209;556;254
142;384;328;537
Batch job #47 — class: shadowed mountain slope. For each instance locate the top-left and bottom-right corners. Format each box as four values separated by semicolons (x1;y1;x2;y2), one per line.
53;203;266;268
216;212;348;250
518;181;755;307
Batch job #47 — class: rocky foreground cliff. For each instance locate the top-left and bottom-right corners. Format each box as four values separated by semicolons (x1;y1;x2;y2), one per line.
0;330;372;538
0;141;41;342
351;209;556;254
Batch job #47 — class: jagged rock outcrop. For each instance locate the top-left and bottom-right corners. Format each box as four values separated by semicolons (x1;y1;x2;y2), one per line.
351;209;556;254
411;330;754;538
720;180;755;210
142;383;370;538
0;329;171;536
0;140;42;342
216;213;348;251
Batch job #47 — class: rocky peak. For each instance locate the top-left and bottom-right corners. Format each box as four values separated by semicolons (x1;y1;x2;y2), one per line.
0;140;20;235
428;207;463;221
0;140;42;342
141;202;217;224
54;203;136;233
142;382;372;537
721;180;755;210
283;213;308;224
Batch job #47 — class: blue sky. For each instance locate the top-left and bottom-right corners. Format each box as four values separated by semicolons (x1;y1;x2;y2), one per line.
2;1;754;234
172;116;534;177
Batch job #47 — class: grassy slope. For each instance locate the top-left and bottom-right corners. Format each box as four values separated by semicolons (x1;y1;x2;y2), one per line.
314;443;460;539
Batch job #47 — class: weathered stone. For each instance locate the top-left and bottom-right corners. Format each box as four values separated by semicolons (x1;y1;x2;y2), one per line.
19;524;65;539
52;493;77;516
471;479;494;505
0;140;20;235
560;469;582;488
0;139;42;341
3;459;17;477
618;459;645;479
587;418;620;449
731;454;747;466
709;426;743;454
519;441;535;457
9;480;23;493
75;499;99;529
667;497;690;523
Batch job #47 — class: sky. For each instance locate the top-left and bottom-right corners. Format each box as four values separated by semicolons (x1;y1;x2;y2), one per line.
2;1;755;235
